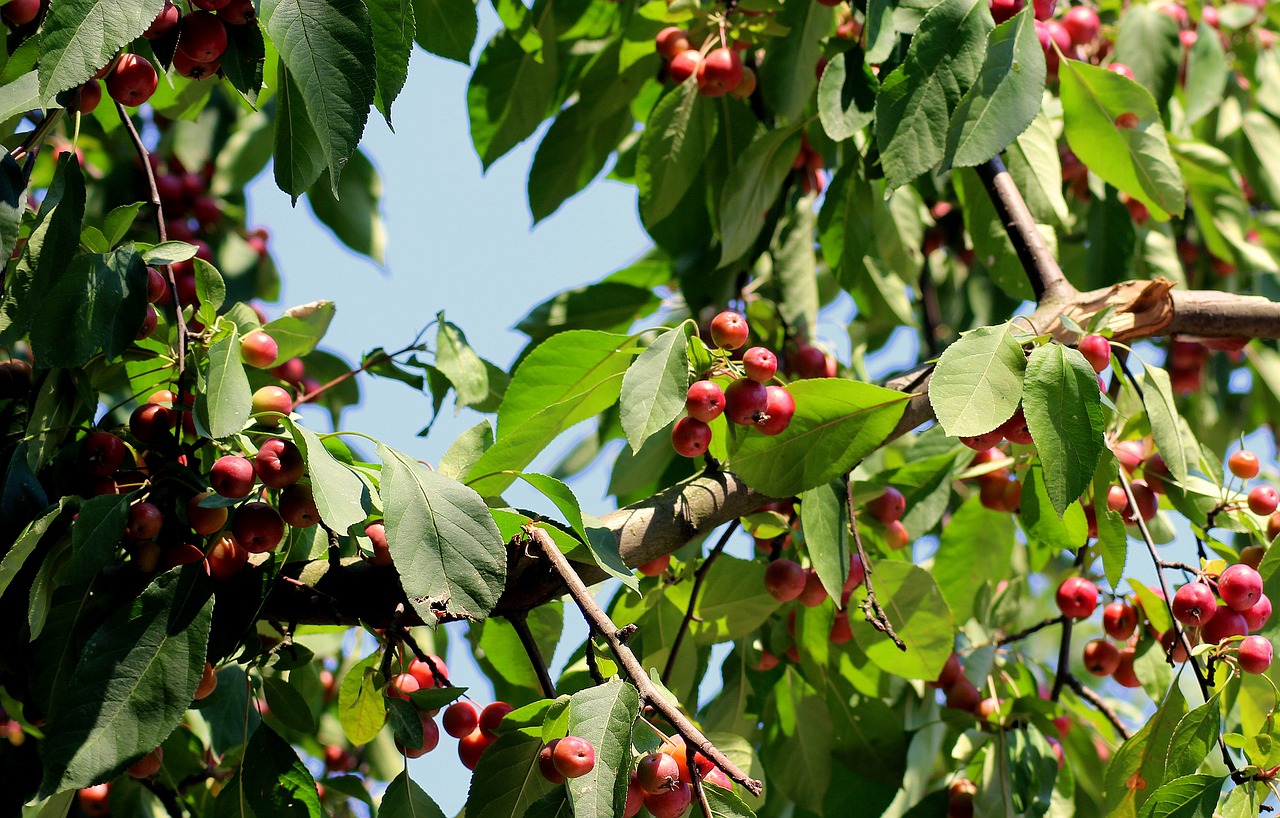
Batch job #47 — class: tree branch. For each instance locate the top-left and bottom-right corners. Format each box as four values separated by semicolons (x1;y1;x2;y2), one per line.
977;156;1073;302
509;612;555;698
847;481;905;650
663;521;738;687
995;615;1066;646
1062;674;1132;740
526;524;764;796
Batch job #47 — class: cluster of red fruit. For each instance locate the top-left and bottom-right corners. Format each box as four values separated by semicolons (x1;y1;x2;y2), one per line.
761;551;866;657
654;28;753;99
1067;562;1272;690
671;311;797;458
381;656;516;764
53;0;252;113
611;736;733;818
74;372;299;578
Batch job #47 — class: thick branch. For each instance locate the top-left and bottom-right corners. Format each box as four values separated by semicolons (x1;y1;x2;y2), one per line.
977;157;1073;302
528;524;764;796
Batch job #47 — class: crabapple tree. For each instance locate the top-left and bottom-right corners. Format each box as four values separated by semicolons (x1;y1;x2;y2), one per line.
2;0;1280;816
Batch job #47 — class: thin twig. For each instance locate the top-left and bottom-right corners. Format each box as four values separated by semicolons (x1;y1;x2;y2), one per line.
1051;547;1087;701
527;524;763;796
397;628;453;688
846;477;906;650
917;258;944;358
687;749;712;818
379;604;406;680
663;521;740;686
1159;560;1202;575
509;612;555;698
321;523;342;573
1062;674;1132;740
295;340;424;406
115;102;186;379
1119;468;1241;779
996;615;1066;646
585;636;605;685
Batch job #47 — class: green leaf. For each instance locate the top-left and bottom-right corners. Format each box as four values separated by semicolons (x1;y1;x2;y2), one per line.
0;154;84;346
29;248;148;369
464;718;556;818
584;514;642;594
1022;344;1105;514
273;62;328;200
933;495;1015;623
411;0;477;63
848;560;955;680
1139;361;1189;484
467;331;633;495
59;494;128;586
338;652;386;745
305;149;386;263
1058;58;1186;220
0;71;41;124
928;322;1026;437
523;789;573;818
381;770;448;818
285;420;369;533
141;241;197;266
1182;22;1227;125
1019;465;1088;554
470;605;561;705
692;555;781;643
817;47;878;142
529;100;633;224
802;480;849;603
1135;774;1225;818
39;567;213;796
1006;112;1070;228
620;326;689;453
220;17;266;102
1111;4;1181;110
1129;580;1172;637
217;725;322;818
193;258;226;314
197;329;252;440
566;678;640;818
0;501;68;598
368;0;415;125
942;8;1044;170
262;676;317;734
761;668;831;813
1165;697;1221;780
0;152;26;263
439;421;494;480
37;0;164;102
435;316;492;409
516;277;662;343
264;300;335;361
729;379;910;497
1094;454;1127;587
760;0;830;124
468;16;558;169
636;80;718;228
875;0;993;189
261;0;375;195
719;125;803;267
379;444;507;622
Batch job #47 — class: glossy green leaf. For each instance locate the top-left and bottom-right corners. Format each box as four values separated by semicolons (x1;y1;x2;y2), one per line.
1019;465;1089;554
263;676;317;734
719;125;803;267
1103;681;1189;814
943;8;1044;170
220;17;266;102
1139;361;1189;484
637;80;717;228
382;769;448;818
1022;344;1105;514
285;420;369;533
37;0;163;101
369;0;414;125
529;96;635;224
198;329;252;439
337;652;386;745
261;0;376;195
1093;454;1128;586
467;331;633;495
933;495;1015;623
435;315;493;409
692;555;780;643
411;0;477;63
439;421;494;480
217;724;322;818
1183;22;1227;125
761;668;831;813
818;47;878;142
1058;58;1185;220
760;0;830;124
730;379;908;496
1111;4;1181;109
875;0;993;189
1165;697;1221;779
39;567;213;796
305;148;386;263
1135;774;1225;818
463;717;556;818
928;322;1026;437
566;678;640;818
468;17;558;169
379;444;507;622
620;326;689;453
29;248;148;369
0;501;67;599
273;62;328;200
848;560;955;680
802;479;850;603
58;494;128;586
